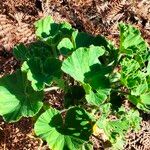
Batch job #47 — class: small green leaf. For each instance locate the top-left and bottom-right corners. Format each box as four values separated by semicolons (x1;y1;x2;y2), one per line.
57;38;74;55
140;92;150;105
121;58;149;96
0;70;43;122
35;16;74;48
35;16;54;39
125;109;141;132
119;23;149;65
83;83;110;106
119;23;148;53
128;95;150;113
34;107;93;150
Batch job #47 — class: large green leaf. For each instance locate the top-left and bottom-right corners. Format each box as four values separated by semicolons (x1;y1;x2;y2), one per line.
62;46;111;105
72;31;115;50
0;70;44;122
72;31;118;66
62;46;105;82
25;57;62;91
34;107;93;150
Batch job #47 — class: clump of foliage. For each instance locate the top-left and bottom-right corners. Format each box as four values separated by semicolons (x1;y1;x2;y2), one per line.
0;16;149;149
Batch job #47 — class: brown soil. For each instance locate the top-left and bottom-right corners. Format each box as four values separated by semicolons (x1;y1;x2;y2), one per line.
0;117;42;150
0;0;150;150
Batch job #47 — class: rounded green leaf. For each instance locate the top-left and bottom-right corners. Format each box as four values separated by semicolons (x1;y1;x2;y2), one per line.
62;47;111;105
35;16;74;46
62;46;105;82
57;38;74;55
34;107;93;150
0;70;44;122
35;16;54;39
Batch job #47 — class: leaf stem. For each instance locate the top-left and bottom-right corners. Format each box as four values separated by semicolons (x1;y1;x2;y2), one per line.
44;86;60;92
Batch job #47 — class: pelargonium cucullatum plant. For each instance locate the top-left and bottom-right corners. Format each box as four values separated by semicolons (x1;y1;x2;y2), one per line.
0;16;149;150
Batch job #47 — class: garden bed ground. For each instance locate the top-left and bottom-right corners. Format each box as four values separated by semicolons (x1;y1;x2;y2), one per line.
0;0;150;149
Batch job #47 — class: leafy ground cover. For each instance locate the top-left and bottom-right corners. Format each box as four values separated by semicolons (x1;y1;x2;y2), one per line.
0;15;150;149
0;0;150;150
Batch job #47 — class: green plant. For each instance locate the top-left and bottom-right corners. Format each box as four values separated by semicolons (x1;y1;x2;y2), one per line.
0;16;149;149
